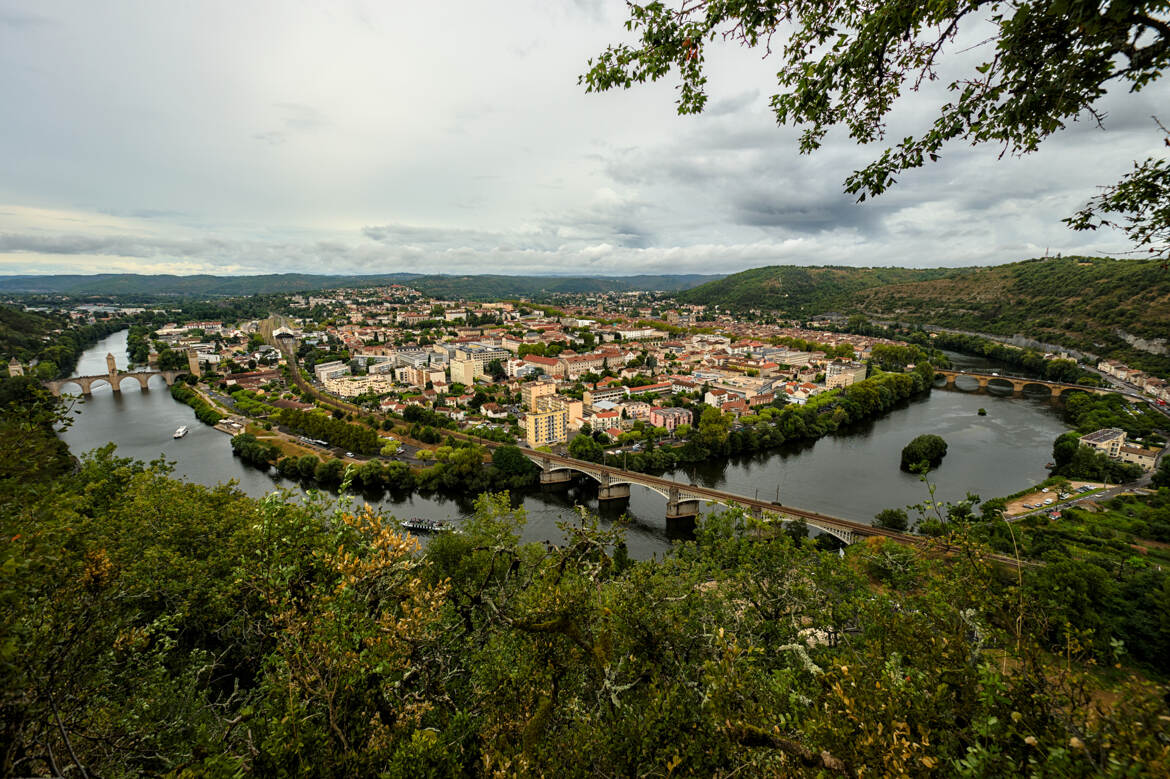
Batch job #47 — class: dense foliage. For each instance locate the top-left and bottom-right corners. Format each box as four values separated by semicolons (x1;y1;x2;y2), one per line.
668;257;1170;379
1061;392;1166;441
900;434;948;472
169;382;224;426
230;432;280;469
925;331;1094;383
856;257;1170;378
975;491;1170;674
0;306;126;379
274;407;381;455
3;378;1170;775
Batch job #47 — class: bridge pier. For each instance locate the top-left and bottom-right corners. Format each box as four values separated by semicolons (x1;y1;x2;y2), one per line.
665;501;699;536
597;483;630;501
539;469;572;485
667;498;699;521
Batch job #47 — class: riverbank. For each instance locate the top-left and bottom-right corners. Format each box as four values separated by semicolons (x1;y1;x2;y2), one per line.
60;330;1074;554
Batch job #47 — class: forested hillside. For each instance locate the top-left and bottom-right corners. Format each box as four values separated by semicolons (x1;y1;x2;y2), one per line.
0;305;61;359
678;265;957;313
854;256;1170;376
855;255;1170;344
676;257;1170;375
0;304;126;379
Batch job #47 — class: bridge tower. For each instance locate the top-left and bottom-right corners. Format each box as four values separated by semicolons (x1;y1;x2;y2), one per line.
106;352;121;393
187;349;202;378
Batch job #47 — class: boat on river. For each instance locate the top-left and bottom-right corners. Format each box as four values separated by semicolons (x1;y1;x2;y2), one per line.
399;517;456;533
173;425;189;439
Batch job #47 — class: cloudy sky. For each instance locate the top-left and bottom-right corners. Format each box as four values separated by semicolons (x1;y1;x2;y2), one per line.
1;1;1167;278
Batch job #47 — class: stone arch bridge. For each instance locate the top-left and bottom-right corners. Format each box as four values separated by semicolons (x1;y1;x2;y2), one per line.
934;370;1113;398
44;352;183;397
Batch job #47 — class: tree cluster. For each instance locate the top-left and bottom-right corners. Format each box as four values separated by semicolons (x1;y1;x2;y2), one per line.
900;434;949;472
230;432;280;469
274;407;380;455
170;382;224;426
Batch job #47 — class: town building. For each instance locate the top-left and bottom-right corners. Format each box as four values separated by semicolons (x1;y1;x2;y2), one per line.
825;361;868;389
522;379;558;410
583;385;627;409
314;360;350;382
526;397;569;447
1079;428;1127;458
649;407;693;431
1119;444;1159;471
450;358;483;385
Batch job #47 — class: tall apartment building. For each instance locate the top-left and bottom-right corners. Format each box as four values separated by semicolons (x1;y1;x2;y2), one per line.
538;394;583;428
522;379;557;410
526;396;569;447
450;358;484;385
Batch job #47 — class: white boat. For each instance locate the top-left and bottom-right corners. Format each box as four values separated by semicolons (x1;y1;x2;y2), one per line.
173;425;189;439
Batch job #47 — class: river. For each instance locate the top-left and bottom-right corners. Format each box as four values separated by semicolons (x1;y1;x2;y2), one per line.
60;334;1071;557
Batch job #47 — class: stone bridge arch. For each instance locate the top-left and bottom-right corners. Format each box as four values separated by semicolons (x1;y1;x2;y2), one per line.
985;377;1017;394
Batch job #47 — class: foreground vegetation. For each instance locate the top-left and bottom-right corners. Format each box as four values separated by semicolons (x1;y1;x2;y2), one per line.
3;376;1170;776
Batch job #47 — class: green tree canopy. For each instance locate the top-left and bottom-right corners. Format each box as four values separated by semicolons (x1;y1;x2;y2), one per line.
583;0;1170;257
900;433;948;472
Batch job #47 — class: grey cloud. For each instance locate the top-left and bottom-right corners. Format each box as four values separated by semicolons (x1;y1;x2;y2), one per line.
0;232;215;259
275;102;327;131
706;90;761;117
254;102;327;143
731;191;887;234
0;9;55;28
253;131;287;145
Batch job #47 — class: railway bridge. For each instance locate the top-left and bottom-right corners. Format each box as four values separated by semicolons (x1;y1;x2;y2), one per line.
526;450;898;545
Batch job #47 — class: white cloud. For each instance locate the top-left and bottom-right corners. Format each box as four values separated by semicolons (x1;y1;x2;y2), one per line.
0;0;1165;278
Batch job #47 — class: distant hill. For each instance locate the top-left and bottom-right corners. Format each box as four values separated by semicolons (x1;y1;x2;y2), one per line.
0;272;720;299
854;255;1170;351
0;273;422;297
677;265;958;313
410;274;718;298
678;257;1170;376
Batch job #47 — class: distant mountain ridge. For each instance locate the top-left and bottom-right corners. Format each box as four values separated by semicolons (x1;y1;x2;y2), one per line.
0;272;721;298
